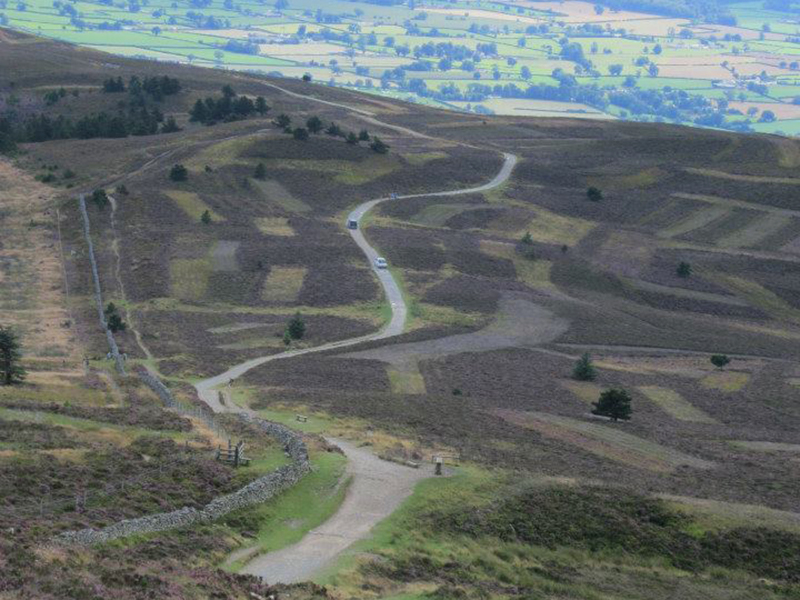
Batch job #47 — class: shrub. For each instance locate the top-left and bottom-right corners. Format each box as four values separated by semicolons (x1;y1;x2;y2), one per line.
572;352;596;381
676;261;692;278
346;131;359;145
587;187;603;201
293;127;309;141
169;164;188;181
273;114;291;129
201;210;212;225
370;137;390;154
254;163;267;180
592;388;632;421
90;188;109;210
710;354;730;369
358;129;370;141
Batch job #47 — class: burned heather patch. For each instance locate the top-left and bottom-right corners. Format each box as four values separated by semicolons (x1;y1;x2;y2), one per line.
422;275;505;313
368;226;446;271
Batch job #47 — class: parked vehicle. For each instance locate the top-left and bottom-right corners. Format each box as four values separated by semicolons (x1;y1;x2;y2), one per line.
374;257;388;269
347;218;358;230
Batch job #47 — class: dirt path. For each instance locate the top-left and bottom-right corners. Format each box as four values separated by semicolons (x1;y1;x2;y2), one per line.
240;439;431;583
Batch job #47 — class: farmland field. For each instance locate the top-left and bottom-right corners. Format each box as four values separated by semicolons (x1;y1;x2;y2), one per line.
7;0;800;134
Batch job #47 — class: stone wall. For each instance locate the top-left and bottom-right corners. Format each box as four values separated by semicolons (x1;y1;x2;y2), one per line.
55;414;310;546
78;195;125;375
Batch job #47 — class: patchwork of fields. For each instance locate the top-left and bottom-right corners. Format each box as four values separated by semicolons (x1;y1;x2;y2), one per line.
6;0;800;133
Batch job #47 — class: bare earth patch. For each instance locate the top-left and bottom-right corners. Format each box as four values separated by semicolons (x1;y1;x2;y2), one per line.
342;294;569;368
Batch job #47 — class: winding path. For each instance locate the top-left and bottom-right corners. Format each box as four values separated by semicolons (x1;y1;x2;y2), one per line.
193;152;518;581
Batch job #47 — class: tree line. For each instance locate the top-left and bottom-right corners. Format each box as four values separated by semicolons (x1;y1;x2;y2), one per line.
188;85;270;125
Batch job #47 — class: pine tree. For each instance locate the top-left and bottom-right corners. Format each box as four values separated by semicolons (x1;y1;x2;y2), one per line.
287;312;305;340
189;99;208;123
592;388;632;421
587;187;603;202
0;326;26;385
306;116;324;134
358;129;370;141
255;96;270;115
201;210;212;225
573;352;596;381
254;163;267;180
676;262;692;278
346;131;359;145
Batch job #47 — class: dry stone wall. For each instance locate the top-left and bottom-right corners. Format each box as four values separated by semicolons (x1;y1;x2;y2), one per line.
55;415;310;546
78;195;125;375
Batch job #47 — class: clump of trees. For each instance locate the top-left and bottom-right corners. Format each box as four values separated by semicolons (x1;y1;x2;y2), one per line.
273;112;389;153
0;326;26;385
592;388;632;421
189;85;269;125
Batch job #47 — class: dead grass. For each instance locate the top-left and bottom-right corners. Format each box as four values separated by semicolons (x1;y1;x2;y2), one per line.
255;217;295;237
170;257;212;300
495;409;714;473
658;206;729;239
638;386;717;423
588;167;665;191
481;240;554;291
707;273;800;325
251;178;310;213
700;371;750;392
662;494;800;534
502;207;595;247
261;266;306;303
561;380;603;404
402;151;448;166
164;190;225;222
729;441;800;453
0;159;80;368
686;167;800;185
715;214;792;249
388;364;427;395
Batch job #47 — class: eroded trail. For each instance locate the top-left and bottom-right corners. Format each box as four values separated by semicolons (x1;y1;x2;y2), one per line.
192;153;518;582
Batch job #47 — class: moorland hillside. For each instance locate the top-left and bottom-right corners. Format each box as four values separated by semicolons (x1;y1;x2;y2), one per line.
1;29;800;600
